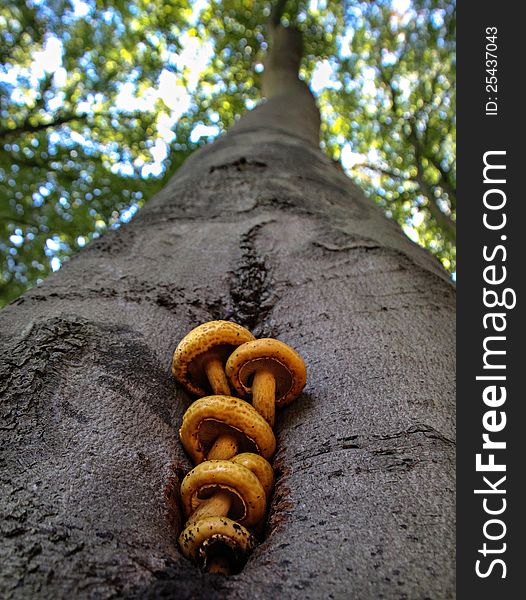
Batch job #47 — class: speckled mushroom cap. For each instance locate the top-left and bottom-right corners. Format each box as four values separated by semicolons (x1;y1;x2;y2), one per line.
172;321;255;396
231;453;274;498
180;460;267;526
179;395;276;464
226;338;307;407
179;516;255;571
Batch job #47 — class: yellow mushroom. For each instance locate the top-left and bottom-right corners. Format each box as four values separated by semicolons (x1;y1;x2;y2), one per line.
226;338;307;426
231;453;275;499
179;395;276;464
180;460;267;527
179;516;255;575
172;321;255;397
183;453;274;550
179;407;274;575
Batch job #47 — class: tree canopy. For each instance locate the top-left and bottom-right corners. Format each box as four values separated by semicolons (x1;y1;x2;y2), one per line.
0;0;456;308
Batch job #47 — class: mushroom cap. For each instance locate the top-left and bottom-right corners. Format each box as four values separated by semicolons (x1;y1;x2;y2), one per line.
179;395;276;464
226;338;307;407
231;453;274;498
181;460;267;526
179;516;255;571
172;321;255;396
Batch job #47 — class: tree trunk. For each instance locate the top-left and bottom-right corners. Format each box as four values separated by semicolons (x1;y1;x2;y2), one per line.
0;26;455;600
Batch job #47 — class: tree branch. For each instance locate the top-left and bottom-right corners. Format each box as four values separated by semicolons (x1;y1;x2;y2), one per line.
270;0;289;26
379;60;456;212
0;113;86;142
0;212;41;228
419;147;457;207
353;160;456;242
421;184;457;241
353;163;405;181
407;126;456;238
409;94;456;210
1;151;81;183
412;149;456;241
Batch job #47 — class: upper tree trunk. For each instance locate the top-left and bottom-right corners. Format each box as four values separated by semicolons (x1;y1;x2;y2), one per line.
0;25;455;600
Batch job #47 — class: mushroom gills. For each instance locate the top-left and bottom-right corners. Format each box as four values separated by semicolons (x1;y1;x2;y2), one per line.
225;339;307;426
180;460;267;527
238;357;294;401
172;321;255;396
194;349;232;395
179;396;277;464
198;419;256;457
201;534;250;575
179;516;255;576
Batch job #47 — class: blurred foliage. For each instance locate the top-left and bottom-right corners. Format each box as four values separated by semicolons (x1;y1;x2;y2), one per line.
322;0;456;271
0;0;455;307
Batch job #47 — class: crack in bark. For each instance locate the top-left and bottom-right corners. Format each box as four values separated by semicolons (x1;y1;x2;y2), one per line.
209;156;267;173
313;240;382;252
290;424;454;471
376;424;455;446
16;281;192;316
308;243;455;292
228;222;276;335
164;464;186;543
264;448;294;539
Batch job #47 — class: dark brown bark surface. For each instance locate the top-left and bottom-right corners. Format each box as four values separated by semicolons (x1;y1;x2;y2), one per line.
0;126;455;599
0;27;455;599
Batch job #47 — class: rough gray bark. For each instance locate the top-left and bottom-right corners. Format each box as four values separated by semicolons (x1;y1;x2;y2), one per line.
0;25;455;600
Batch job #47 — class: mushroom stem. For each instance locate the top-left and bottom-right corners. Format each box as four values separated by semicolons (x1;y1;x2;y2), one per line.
208;433;239;460
190;490;232;522
189;434;239;532
252;369;276;427
187;438;239;576
204;355;231;395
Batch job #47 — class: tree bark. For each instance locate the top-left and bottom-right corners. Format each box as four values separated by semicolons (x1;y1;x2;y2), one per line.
0;25;455;600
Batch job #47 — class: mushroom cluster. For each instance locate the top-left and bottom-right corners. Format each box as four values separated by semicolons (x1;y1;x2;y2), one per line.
172;320;307;575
